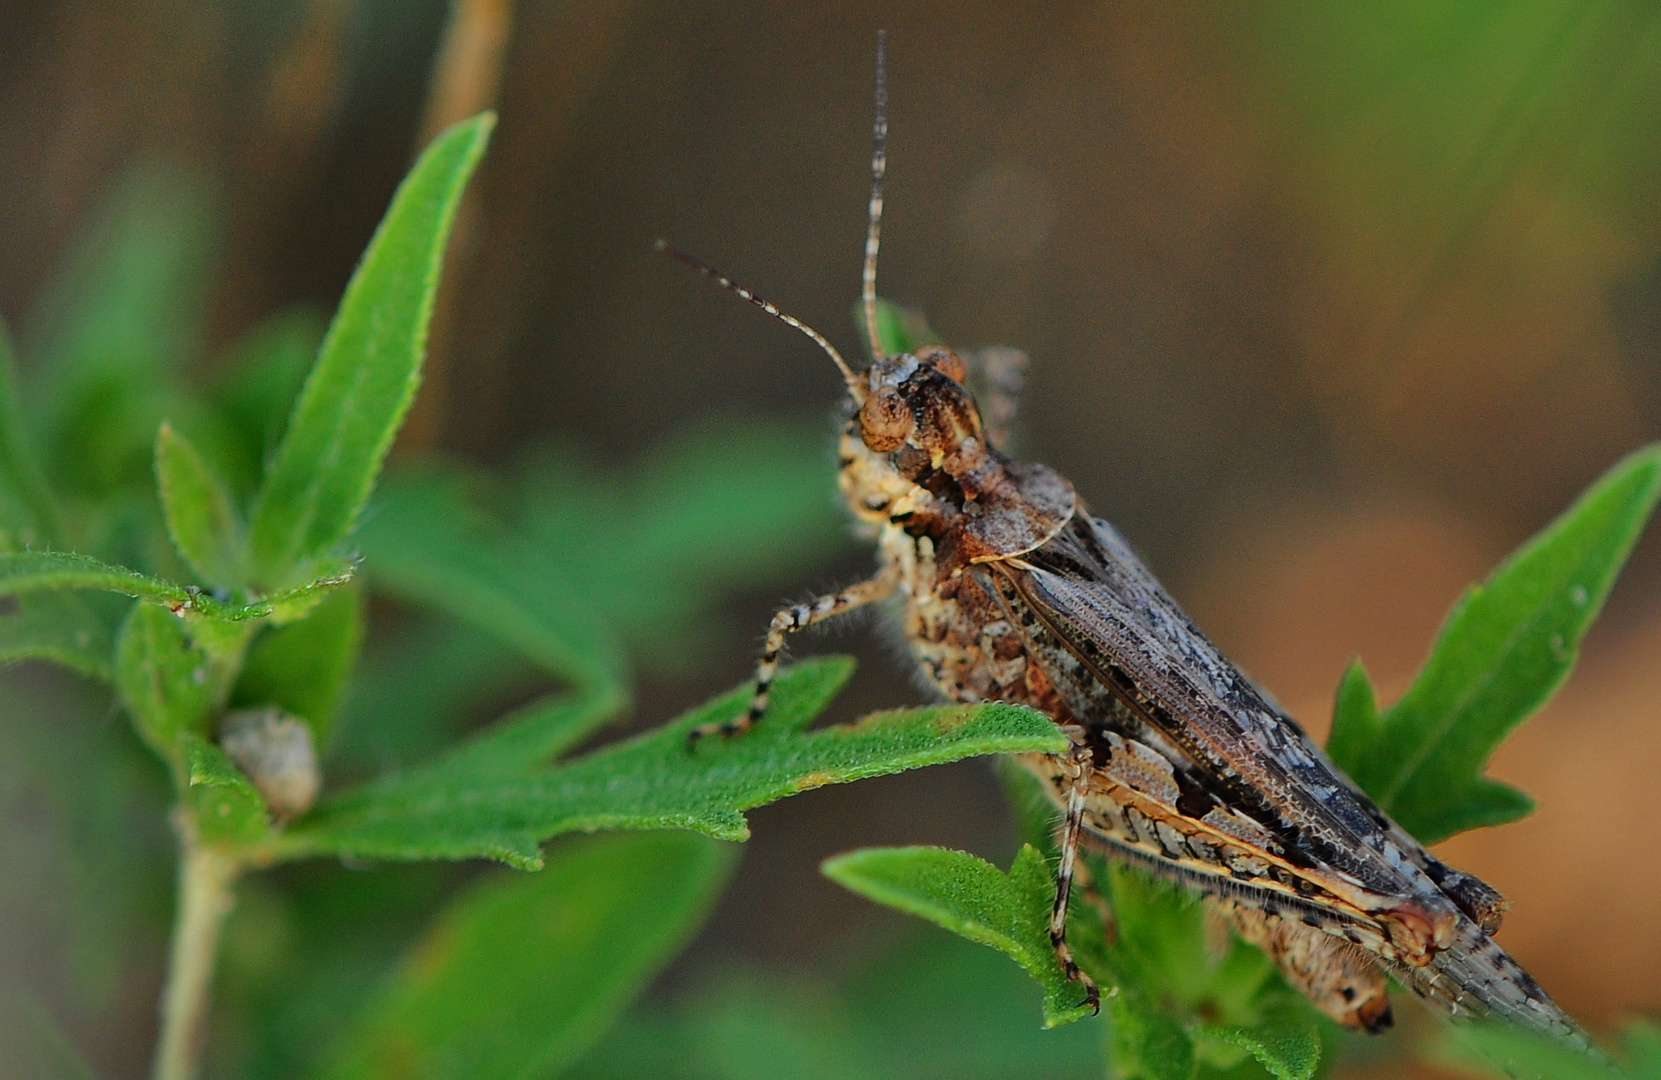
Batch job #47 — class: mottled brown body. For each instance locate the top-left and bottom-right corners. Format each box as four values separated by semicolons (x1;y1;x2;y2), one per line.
824;346;1580;1040
669;30;1588;1049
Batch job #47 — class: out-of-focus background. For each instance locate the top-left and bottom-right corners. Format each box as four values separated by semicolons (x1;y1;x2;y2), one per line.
3;1;1661;1076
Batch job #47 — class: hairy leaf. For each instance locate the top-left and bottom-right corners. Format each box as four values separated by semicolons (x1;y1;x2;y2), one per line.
247;115;494;589
822;844;1096;1027
275;658;1066;869
0;592;122;681
840;761;1323;1074
1329;444;1661;841
318;832;735;1080
1110;989;1196;1080
0;549;353;624
1195;1024;1321;1080
156;422;242;589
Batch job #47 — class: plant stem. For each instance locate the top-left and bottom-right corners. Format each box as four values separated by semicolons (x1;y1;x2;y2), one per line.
152;836;240;1080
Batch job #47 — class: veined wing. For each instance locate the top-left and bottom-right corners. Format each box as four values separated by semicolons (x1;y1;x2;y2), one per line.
984;513;1459;943
989;512;1589;1043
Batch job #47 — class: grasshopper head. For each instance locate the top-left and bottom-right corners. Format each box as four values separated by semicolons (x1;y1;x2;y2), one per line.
840;344;1074;568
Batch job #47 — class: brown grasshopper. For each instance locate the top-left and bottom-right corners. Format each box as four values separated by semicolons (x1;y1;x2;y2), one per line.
662;32;1588;1046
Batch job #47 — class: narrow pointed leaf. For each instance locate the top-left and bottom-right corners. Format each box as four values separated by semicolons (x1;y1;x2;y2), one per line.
274;658;1066;867
0;319;61;550
155;422;242;588
247;114;494;588
317;832;735;1080
822;844;1097;1027
1329;444;1661;842
0;549;352;623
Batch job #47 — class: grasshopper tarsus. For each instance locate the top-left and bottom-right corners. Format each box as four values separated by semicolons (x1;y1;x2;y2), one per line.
1049;926;1101;1013
686;708;760;748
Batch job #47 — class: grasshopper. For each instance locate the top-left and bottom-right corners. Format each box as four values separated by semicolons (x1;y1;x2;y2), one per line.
662;31;1588;1046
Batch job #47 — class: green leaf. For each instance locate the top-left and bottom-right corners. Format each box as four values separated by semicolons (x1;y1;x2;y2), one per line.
564;927;1109;1080
516;421;850;673
0;592;122;681
276;657;1066;869
429;690;622;779
211;307;325;496
1194;1024;1321;1080
181;733;271;844
155;422;243;589
1328;444;1661;842
863;297;942;359
1109;990;1196;1080
331;615;536;769
317;831;735;1080
246;114;495;589
1628;1021;1661;1079
232;582;365;746
822;844;1097;1027
115;602;212;769
990;762;1322;1070
0;318;62;550
0;549;353;624
23;161;215;386
23;161;218;500
356;468;625;698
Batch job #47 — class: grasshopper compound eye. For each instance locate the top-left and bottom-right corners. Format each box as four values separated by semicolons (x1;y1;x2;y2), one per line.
858;386;913;452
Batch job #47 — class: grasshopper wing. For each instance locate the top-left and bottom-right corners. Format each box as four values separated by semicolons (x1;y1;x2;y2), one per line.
990;512;1588;1044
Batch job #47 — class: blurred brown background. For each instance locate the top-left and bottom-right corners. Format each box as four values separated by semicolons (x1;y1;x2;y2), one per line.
4;0;1661;1067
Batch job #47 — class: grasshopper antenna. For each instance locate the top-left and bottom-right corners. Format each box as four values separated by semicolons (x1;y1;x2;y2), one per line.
861;30;888;362
655;239;867;403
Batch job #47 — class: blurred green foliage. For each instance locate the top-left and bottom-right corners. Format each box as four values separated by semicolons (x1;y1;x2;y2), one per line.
0;112;1069;1080
1;26;1659;1075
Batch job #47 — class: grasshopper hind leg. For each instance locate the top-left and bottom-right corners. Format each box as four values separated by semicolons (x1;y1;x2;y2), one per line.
1050;734;1102;1012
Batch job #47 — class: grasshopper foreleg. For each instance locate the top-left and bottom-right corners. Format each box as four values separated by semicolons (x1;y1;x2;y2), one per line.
690;572;898;744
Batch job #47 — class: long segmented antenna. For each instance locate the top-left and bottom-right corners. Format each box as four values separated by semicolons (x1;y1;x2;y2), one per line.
861;30;888;362
655;239;867;402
